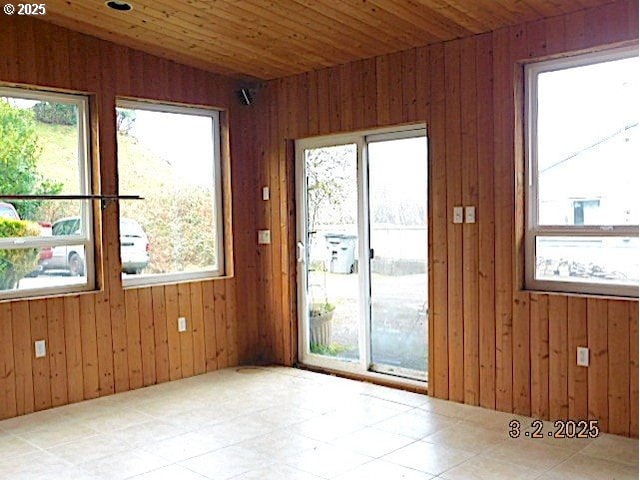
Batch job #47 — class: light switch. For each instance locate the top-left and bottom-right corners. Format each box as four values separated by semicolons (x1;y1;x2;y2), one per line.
258;230;271;244
453;206;464;224
262;186;270;201
465;206;476;223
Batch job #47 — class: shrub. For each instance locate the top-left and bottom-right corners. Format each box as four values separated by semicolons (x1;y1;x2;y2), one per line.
0;218;40;290
32;101;77;126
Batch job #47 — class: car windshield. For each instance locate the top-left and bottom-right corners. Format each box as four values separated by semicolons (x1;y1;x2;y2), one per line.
0;204;18;219
120;219;145;237
52;219;80;236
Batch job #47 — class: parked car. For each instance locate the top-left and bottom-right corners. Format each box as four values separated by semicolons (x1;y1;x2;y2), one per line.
39;216;150;276
0;201;20;220
0;201;53;267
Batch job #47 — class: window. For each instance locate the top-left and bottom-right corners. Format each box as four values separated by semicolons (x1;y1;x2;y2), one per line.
525;46;639;297
115;100;224;286
0;87;93;299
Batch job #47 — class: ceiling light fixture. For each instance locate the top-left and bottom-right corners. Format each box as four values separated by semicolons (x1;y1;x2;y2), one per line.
105;1;133;12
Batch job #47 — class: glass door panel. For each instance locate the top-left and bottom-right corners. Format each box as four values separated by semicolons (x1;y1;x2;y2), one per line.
304;144;360;362
367;136;428;379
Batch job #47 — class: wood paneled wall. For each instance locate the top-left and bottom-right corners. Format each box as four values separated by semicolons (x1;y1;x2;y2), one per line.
240;0;639;436
0;16;243;420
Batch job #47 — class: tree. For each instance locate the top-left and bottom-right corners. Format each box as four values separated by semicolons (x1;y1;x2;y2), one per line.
0;99;62;219
116;108;136;135
32;101;77;125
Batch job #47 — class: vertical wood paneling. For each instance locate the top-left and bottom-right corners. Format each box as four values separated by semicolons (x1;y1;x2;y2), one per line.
202;282;218;371
549;295;568;419
428;43;449;399
124;289;143;390
460;36;479;406
567;297;588;420
11;302;34;415
608;300;630;436
630;303;638;437
63;296;84;404
587;298;609;432
530;294;549;418
0;17;237;423
0;304;17;419
476;32;496;410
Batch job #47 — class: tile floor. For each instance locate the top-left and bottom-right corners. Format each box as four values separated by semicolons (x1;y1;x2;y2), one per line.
0;366;637;479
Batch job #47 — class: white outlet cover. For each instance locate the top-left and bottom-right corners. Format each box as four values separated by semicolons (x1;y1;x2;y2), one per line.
262;186;270;201
35;340;46;358
178;317;187;332
577;347;589;367
258;229;271;244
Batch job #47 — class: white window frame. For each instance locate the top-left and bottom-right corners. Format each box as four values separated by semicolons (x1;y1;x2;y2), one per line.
116;99;224;287
524;46;639;297
0;86;94;300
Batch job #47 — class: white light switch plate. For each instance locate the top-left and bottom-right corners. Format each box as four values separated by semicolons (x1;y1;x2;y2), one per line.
258;230;271;244
465;206;476;223
453;206;464;224
262;186;270;201
178;317;187;332
35;340;46;358
577;347;589;367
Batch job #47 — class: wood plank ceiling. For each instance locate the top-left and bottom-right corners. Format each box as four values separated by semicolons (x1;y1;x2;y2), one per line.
43;0;615;80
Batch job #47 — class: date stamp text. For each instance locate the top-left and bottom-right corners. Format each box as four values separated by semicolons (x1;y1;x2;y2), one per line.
3;3;47;15
509;419;600;439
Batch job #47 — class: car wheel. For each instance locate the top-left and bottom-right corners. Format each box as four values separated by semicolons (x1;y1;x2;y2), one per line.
68;253;84;276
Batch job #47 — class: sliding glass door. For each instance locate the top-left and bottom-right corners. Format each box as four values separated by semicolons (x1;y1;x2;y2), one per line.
296;127;428;381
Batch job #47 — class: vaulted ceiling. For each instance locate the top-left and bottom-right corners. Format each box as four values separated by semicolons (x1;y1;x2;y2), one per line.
43;0;616;80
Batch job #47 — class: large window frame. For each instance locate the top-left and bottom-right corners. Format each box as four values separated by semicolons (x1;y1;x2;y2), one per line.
0;86;94;300
524;46;639;297
116;99;225;287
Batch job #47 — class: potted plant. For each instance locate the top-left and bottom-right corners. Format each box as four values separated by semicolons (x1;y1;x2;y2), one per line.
309;300;335;347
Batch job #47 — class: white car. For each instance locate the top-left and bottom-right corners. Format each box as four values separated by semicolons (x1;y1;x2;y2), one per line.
40;217;150;276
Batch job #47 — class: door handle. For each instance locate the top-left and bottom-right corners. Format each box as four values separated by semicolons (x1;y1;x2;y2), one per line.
297;241;306;263
369;248;375;259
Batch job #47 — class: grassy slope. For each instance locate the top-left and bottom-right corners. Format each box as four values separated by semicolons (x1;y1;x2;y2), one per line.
36;122;173;196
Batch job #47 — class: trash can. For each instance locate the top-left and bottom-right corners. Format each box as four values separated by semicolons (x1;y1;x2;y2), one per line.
325;233;357;274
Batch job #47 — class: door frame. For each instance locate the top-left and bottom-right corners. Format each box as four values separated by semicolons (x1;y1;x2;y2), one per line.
295;124;428;382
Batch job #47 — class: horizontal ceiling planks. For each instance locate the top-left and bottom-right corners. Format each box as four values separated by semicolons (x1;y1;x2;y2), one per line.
0;15;241;420
41;0;618;79
248;0;638;436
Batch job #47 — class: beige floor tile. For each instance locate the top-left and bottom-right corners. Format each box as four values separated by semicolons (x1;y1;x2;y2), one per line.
128;464;210;480
285;443;373;478
140;429;233;462
80;448;171;480
291;412;367;442
373;409;459;439
381;440;475;475
422;422;505;454
46;433;131;464
418;398;484;420
14;421;99;449
360;384;429;407
483;438;576;471
580;433;639;466
536;453;639;480
235;429;324;459
251;404;320;426
231;464;325;479
441;454;541;479
78;409;156;433
111;419;187;447
0;408;67;433
334;459;435;479
0;432;40;460
179;444;275;480
331;426;416;457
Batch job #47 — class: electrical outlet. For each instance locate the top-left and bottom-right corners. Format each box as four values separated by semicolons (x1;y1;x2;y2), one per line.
258;229;271;244
35;340;46;358
577;347;589;367
178;317;187;332
453;206;464;224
